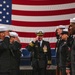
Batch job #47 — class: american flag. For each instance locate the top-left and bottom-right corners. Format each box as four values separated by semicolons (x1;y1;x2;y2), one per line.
0;0;75;48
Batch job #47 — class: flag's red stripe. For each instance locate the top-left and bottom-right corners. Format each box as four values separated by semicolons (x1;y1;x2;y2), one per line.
50;43;56;48
12;20;70;27
12;0;75;5
12;9;75;16
21;43;56;48
15;32;56;37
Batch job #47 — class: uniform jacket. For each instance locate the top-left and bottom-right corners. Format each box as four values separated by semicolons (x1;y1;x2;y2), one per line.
71;37;75;75
27;40;51;68
57;40;69;67
67;35;74;48
0;37;21;72
56;39;62;65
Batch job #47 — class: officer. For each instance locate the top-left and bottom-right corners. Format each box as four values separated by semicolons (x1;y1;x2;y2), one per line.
9;32;21;75
66;18;75;75
26;30;51;75
0;26;11;75
0;26;21;75
68;18;75;48
55;25;65;75
69;17;75;75
58;28;69;75
55;25;65;56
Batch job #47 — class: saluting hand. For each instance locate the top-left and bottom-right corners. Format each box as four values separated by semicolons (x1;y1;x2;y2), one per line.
33;36;39;42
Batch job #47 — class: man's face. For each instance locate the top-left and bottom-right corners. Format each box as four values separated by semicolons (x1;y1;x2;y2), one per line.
37;35;43;41
0;32;5;40
0;33;1;39
0;31;10;40
68;24;75;35
68;25;73;35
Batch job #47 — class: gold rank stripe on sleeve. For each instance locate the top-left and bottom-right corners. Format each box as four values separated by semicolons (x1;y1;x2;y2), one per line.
47;60;51;64
29;42;34;47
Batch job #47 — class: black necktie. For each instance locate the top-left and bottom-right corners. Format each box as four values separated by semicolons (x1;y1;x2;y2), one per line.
38;42;40;47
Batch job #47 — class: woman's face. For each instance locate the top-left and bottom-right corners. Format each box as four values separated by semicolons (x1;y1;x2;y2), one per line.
57;28;63;35
61;34;68;40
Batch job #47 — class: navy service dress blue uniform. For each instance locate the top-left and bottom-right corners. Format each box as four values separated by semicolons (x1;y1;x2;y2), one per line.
27;30;51;75
0;26;21;75
69;17;75;75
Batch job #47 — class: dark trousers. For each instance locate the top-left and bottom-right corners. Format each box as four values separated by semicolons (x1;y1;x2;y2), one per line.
71;63;75;75
10;69;20;75
56;66;62;75
0;72;10;75
56;66;59;75
32;67;46;75
61;67;66;75
56;66;66;75
0;69;19;75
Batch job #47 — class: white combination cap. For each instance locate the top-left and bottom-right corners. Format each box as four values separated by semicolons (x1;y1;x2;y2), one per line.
36;30;44;36
0;26;9;32
61;28;68;34
9;32;18;37
70;17;75;23
63;28;68;32
56;25;65;29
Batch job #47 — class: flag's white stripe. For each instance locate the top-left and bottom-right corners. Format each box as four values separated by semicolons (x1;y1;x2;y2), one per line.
12;13;75;22
19;37;57;43
0;24;68;32
12;3;75;11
